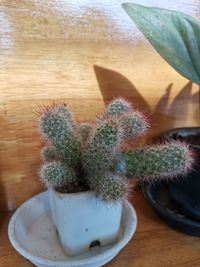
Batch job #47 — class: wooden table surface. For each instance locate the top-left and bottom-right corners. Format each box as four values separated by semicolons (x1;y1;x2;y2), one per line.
0;0;200;266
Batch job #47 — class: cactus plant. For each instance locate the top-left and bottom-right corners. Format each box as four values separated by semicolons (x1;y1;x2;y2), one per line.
39;98;193;202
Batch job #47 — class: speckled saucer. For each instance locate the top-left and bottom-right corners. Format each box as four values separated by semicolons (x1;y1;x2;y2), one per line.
8;191;137;267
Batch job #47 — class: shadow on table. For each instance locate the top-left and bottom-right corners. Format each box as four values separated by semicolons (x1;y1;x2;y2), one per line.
94;65;199;135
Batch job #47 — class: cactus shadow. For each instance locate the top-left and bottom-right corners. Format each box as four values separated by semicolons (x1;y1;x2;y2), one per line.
94;65;198;137
93;65;151;113
168;81;193;118
152;81;198;136
192;91;200;122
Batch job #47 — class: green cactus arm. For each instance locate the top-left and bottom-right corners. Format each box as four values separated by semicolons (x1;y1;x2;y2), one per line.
78;123;93;143
102;98;148;140
104;98;132;117
123;142;193;180
83;118;124;175
121;111;149;140
91;172;129;202
39;104;80;167
40;161;79;192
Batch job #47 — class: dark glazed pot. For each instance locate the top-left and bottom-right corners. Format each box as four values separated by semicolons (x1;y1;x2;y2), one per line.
163;127;200;145
142;181;200;236
164;127;200;221
142;127;200;236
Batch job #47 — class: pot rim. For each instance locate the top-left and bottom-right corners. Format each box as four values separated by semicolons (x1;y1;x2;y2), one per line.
49;186;94;197
8;191;137;267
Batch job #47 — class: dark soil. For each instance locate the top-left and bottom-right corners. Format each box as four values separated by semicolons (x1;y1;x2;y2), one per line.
169;132;200;145
54;183;90;194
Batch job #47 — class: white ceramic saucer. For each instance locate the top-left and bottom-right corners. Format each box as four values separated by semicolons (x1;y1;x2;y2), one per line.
8;191;137;267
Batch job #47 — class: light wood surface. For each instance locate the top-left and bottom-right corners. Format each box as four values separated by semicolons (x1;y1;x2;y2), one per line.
0;0;200;266
1;189;200;267
0;0;199;211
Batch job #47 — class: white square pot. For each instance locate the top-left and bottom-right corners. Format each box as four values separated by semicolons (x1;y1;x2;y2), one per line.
49;188;122;256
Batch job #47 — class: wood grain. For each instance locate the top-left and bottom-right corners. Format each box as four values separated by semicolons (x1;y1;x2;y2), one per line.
1;189;200;267
1;1;200;266
0;0;199;214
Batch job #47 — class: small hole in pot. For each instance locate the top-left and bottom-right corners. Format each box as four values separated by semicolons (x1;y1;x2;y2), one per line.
90;240;101;249
56;228;59;236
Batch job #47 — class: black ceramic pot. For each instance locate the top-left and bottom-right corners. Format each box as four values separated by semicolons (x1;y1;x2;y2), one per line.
163;127;200;145
142;181;200;236
142;127;200;236
164;127;200;221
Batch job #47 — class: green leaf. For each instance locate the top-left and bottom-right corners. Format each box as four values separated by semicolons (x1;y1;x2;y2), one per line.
122;2;200;85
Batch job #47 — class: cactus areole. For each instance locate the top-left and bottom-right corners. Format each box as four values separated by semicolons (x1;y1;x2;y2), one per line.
38;98;193;256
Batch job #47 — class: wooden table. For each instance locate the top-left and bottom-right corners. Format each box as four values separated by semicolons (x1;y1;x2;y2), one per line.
0;0;200;266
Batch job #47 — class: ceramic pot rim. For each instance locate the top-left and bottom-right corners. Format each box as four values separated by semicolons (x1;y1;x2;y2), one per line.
49;186;94;198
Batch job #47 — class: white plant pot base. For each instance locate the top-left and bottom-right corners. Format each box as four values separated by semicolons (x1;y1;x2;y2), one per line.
49;188;123;256
8;191;137;267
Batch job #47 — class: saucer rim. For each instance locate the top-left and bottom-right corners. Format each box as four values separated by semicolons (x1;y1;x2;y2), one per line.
8;191;137;266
